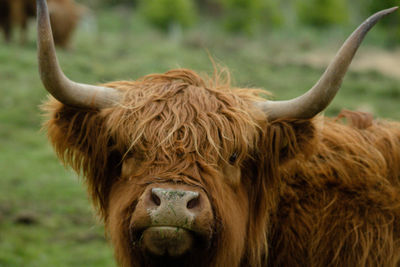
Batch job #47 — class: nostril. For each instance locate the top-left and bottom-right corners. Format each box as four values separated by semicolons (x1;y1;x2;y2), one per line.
187;195;200;210
150;190;161;206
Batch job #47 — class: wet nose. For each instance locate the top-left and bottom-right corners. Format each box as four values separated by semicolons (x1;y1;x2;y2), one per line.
149;188;201;212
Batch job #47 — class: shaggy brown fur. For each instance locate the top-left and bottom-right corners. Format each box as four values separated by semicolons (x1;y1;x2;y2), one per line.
43;68;400;266
0;0;84;47
269;116;400;266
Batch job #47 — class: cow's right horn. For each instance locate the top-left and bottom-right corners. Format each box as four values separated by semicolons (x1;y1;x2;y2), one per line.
37;0;121;109
257;7;398;121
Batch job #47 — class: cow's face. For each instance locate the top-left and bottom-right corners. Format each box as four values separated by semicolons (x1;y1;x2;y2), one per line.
43;70;314;266
102;71;267;265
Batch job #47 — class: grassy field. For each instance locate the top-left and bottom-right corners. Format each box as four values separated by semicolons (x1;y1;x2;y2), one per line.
0;8;400;267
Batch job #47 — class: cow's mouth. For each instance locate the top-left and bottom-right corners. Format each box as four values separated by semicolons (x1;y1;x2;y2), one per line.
141;226;193;256
132;226;211;258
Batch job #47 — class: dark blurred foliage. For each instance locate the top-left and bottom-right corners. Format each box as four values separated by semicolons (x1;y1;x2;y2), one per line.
137;0;197;31
218;0;283;34
219;0;265;34
296;0;349;27
194;0;223;15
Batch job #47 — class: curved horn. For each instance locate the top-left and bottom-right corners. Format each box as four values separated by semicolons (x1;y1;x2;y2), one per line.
258;7;399;120
37;0;120;109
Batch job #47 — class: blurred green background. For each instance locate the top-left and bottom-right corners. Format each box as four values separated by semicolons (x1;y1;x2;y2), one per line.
0;0;399;266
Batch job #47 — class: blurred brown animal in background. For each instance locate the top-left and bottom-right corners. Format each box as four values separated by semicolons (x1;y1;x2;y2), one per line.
0;0;35;43
36;1;400;266
47;0;86;48
0;0;85;48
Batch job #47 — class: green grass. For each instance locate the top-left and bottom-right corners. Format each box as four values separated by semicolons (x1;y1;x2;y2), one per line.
1;8;400;267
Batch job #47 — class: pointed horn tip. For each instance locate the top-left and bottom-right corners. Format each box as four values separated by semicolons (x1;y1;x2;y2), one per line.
368;7;398;21
365;7;398;31
386;6;398;12
258;7;399;121
381;6;399;15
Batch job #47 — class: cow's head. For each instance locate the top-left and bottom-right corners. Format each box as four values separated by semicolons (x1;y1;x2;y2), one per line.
36;0;398;266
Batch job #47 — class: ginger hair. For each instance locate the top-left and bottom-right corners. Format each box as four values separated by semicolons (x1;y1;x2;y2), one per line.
43;68;315;266
42;68;400;266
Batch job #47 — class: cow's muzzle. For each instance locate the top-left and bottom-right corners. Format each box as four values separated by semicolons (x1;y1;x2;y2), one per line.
131;184;214;257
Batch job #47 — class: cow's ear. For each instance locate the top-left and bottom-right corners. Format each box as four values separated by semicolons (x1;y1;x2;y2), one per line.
42;97;120;217
43;98;105;154
266;118;316;164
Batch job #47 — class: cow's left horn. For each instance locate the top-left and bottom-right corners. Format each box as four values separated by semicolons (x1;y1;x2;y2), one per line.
37;0;121;109
258;7;398;120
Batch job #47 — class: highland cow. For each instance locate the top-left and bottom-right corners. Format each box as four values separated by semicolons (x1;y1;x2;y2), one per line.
1;0;84;48
36;0;400;266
